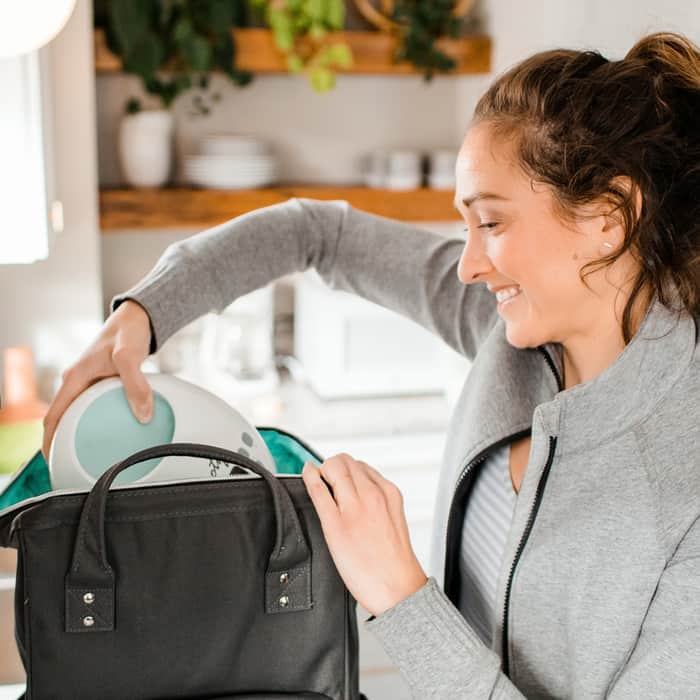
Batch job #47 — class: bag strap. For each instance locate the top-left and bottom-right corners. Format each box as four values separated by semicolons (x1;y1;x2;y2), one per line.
64;442;313;633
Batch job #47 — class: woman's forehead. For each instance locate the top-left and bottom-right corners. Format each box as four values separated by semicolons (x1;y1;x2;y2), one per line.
457;122;517;171
455;124;524;203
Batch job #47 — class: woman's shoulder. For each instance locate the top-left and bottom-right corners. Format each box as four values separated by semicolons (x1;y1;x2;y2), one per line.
633;341;700;550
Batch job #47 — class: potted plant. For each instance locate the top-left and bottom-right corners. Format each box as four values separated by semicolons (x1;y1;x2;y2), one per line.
354;0;476;80
248;0;353;92
94;0;254;187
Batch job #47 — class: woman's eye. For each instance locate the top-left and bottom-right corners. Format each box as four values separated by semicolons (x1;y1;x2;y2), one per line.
463;223;500;234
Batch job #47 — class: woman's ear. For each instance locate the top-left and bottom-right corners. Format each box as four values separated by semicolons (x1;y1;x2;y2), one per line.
600;175;642;249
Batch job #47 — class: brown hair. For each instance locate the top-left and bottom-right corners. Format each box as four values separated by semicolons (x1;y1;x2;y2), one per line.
471;32;700;343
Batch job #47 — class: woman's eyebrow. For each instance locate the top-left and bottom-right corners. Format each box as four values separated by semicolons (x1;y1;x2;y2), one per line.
453;192;510;209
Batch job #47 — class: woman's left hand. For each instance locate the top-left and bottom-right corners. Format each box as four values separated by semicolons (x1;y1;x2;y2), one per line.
301;453;428;618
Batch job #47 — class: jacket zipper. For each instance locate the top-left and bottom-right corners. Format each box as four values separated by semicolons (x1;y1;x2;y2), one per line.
537;345;564;393
501;434;557;677
443;345;563;675
500;346;562;677
443;429;532;603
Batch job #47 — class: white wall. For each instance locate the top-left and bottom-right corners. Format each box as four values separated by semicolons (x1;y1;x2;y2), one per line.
0;0;102;401
484;0;700;73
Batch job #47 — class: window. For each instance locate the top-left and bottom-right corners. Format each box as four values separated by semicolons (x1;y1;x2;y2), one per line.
0;50;52;264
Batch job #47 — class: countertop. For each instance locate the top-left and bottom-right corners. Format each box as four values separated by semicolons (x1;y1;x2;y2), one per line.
176;363;455;441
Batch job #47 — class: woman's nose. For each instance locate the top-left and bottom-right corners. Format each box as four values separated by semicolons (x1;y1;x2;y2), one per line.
457;232;493;284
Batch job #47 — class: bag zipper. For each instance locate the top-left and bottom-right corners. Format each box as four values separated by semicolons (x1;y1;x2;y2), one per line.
0;427;323;522
443;345;563;677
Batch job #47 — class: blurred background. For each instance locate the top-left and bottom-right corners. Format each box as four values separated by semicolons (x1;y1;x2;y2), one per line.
0;1;698;696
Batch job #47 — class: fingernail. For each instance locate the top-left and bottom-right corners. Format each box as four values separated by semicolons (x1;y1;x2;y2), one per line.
136;403;152;424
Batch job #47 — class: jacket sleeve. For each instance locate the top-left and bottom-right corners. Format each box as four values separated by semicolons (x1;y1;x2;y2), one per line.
606;516;700;698
364;576;527;699
110;197;498;360
366;516;700;700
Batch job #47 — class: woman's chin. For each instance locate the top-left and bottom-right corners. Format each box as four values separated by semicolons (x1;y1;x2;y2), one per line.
504;319;542;349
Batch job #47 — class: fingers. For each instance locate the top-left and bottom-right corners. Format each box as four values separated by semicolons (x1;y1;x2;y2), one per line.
308;453;397;519
302;462;342;534
42;301;154;463
356;461;411;543
111;343;153;423
42;357;113;461
317;453;360;509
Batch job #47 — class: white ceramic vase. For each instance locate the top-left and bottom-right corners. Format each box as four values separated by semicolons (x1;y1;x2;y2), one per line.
118;109;174;187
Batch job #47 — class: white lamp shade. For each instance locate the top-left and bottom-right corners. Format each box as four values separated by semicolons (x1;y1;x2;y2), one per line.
0;0;77;58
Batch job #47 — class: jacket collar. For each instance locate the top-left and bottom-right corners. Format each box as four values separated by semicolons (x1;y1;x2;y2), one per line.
537;294;697;450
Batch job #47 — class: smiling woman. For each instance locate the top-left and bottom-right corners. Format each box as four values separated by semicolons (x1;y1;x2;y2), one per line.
38;29;700;700
451;30;700;387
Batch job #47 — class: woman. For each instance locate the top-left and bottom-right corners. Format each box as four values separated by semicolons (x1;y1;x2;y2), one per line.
43;31;700;698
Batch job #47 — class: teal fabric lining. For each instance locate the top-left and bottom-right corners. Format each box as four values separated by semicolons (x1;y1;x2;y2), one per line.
0;451;51;512
0;428;321;512
258;429;321;474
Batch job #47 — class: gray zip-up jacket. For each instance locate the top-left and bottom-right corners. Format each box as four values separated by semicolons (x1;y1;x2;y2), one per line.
113;197;700;699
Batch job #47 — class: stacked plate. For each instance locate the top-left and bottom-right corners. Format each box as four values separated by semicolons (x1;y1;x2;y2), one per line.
184;134;279;189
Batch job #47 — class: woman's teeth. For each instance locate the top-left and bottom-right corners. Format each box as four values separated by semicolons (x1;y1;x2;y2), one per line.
495;286;521;303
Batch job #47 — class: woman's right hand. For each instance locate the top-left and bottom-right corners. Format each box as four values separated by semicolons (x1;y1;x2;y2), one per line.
42;299;155;462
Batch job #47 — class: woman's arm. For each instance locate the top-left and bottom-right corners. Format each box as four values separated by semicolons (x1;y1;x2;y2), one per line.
365;576;526;699
111;197;499;360
364;518;700;699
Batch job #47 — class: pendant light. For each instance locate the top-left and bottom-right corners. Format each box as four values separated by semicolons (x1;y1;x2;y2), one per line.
0;0;77;58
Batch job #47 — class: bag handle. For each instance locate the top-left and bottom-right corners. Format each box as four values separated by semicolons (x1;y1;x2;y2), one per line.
64;442;313;633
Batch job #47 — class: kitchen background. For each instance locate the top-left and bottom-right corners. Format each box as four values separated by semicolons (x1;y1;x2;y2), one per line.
0;0;698;697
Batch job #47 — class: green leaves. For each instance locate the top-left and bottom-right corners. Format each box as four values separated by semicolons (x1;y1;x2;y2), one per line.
102;0;253;114
325;0;345;29
256;0;352;93
268;6;295;51
392;0;460;81
102;0;356;97
324;42;352;68
179;31;212;70
310;65;334;92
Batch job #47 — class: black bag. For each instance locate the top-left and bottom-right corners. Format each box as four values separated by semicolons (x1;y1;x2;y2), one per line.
0;427;366;700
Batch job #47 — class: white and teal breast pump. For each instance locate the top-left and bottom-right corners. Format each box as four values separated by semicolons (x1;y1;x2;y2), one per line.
48;373;276;490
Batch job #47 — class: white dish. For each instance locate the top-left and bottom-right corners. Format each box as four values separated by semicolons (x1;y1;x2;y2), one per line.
184;165;277;176
185;171;278;188
48;373;277;490
427;172;456;189
185;154;276;168
385;174;423;190
199;135;270;156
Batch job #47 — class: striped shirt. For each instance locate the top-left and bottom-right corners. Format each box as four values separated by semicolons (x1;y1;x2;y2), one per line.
457;443;518;647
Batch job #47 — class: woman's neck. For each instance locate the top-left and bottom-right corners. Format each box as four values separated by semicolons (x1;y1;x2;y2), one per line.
559;288;652;391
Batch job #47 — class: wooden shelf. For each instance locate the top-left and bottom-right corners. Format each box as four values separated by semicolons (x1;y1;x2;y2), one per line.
99;186;461;230
94;27;490;76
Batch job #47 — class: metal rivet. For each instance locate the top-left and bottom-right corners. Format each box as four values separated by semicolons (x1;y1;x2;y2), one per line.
83;592;95;605
279;572;288;584
279;595;289;607
83;616;95;627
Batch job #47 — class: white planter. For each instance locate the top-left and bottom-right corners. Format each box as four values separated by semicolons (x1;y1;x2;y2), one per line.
118;109;174;187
